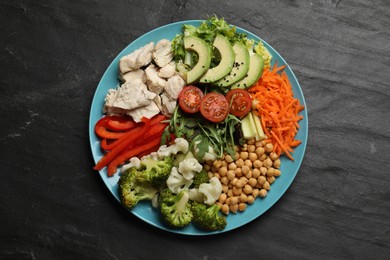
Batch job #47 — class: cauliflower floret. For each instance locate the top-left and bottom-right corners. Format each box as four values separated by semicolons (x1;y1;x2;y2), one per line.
178;158;202;180
120;157;141;173
198;177;222;205
157;138;189;158
166;167;193;194
188;188;204;203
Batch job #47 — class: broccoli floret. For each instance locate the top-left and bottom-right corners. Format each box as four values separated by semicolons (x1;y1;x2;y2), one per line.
158;189;193;228
191;169;210;188
118;168;158;210
137;156;174;188
192;202;227;231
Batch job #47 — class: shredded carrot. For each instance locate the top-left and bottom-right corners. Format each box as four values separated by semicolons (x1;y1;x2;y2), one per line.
248;63;304;161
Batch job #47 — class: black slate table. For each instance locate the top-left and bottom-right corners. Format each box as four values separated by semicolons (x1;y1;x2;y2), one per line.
1;0;389;259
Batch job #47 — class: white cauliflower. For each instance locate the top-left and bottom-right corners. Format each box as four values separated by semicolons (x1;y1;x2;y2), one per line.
188;188;204;203
178;158;202;180
157;138;189;158
120;157;141;173
198;177;223;205
166;167;193;194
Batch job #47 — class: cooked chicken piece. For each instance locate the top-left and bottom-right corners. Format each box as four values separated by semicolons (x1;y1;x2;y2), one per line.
153;39;173;68
145;64;167;94
164;75;186;99
126;101;160;123
103;88;121;114
160;92;177;117
104;79;156;114
119;42;155;74
158;61;177;78
119;69;146;83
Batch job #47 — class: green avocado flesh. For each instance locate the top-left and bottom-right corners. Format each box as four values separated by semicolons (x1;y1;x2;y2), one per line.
231;53;264;89
199;35;235;83
215;42;250;87
183;36;211;84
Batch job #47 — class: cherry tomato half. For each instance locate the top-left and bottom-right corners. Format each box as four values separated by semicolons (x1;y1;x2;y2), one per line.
200;92;230;123
225;89;252;118
178;86;204;113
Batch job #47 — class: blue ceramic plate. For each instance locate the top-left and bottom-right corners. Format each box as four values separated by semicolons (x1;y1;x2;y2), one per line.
89;20;308;235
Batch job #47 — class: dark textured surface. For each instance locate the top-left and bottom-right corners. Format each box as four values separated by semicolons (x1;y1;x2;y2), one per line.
1;0;390;259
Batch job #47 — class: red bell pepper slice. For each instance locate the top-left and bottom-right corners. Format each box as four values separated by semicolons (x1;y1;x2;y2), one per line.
105;115;137;131
94;116;126;139
93;118;151;171
106;135;162;176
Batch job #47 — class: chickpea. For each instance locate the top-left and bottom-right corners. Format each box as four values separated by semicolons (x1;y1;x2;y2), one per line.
267;176;276;184
247;144;256;153
260;166;267;175
238;203;247;212
214;173;221;179
230;204;239;213
265;143;274;153
239;177;248;185
261;140;267;146
239;193;248;203
219;193;227;204
208;171;214;179
255;141;262;147
234;145;240;152
235;179;245;188
233;186;242;196
257;175;266;186
218;166;228;176
245;171;252;179
263;181;271;190
274;169;281;177
203;164;210;171
213;160;222;169
228;162;237;171
244;159;253;168
249;153;258;162
259;189;267;198
253;159;262;168
235;167;242;177
230;177;238;186
248;177;257;187
266;167;275;177
225;154;233;163
258;154;266;161
252;188;260;198
211;166;218;172
243;184;253;195
255;147;265;157
221;204;230;214
252;168;260;178
270;152;278;161
273;158;281;169
240;151;249;160
227;189;233;197
227;170;235;181
230;196;238;205
263;158;273;168
225;197;231;205
220;176;228;185
241;144;248;151
221;161;228;167
247;195;255;204
235;158;244;168
222;185;229;193
242;165;250;175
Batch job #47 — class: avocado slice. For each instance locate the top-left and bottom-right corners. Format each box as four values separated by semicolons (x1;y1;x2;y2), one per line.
183;36;211;84
199;35;235;83
215;42;250;87
231;53;264;89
